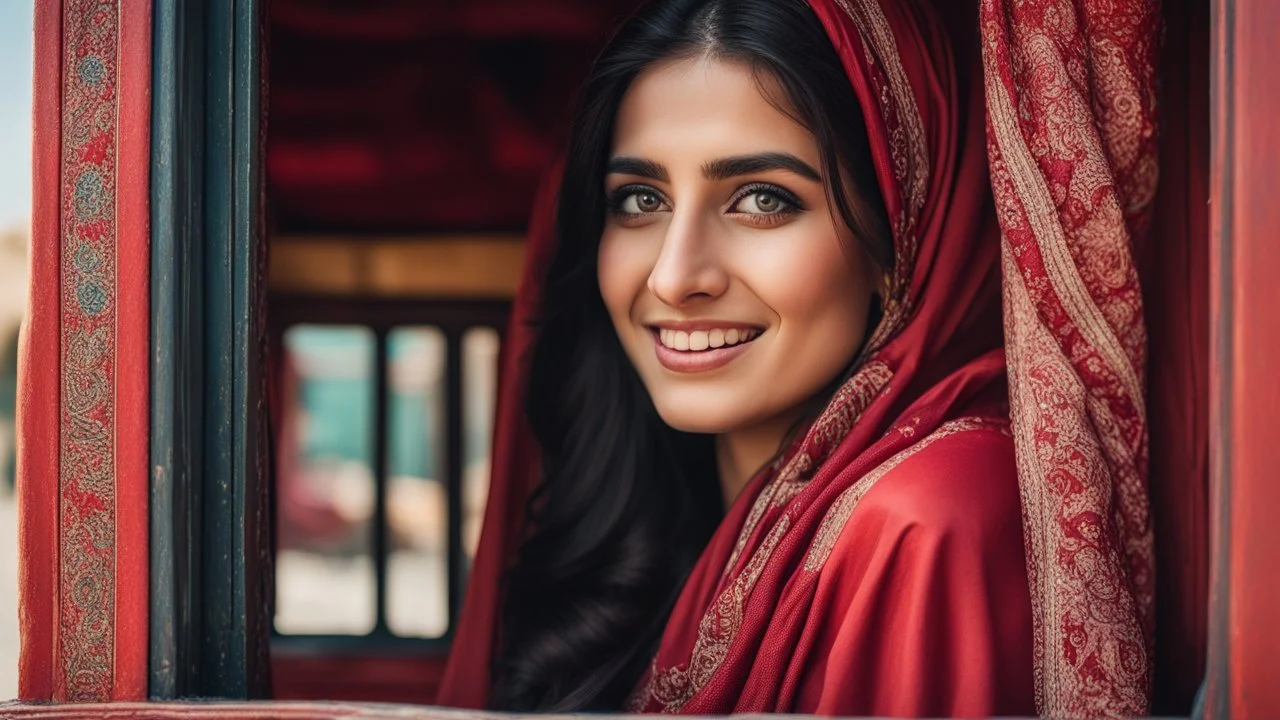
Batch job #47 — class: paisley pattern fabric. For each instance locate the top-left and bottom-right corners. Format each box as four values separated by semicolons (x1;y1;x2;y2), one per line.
60;0;121;701
980;0;1158;714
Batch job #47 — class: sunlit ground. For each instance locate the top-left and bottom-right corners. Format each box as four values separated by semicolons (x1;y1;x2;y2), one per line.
1;221;29;699
0;492;15;698
1;223;27;698
0;0;32;698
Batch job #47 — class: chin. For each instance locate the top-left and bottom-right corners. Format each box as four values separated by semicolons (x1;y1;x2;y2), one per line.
651;397;756;435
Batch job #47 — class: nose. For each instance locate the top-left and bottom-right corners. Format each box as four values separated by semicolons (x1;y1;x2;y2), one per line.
646;210;730;308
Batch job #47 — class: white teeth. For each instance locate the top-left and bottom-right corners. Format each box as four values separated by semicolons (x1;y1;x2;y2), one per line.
656;327;759;351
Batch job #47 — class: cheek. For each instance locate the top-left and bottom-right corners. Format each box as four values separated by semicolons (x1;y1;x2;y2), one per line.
597;230;653;326
744;226;872;357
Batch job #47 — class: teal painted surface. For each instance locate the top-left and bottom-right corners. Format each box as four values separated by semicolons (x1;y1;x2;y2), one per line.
288;326;376;466
387;329;442;480
284;326;449;480
150;0;264;699
1;329;16;489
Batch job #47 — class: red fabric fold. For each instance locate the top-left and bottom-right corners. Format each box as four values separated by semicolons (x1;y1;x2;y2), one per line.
435;163;562;708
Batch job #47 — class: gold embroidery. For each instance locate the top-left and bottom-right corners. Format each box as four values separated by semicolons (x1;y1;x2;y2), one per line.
977;0;1159;711
721;363;892;593
833;0;930;354
639;516;792;713
720;477;786;583
839;0;929;220
1000;247;1150;714
981;19;1146;423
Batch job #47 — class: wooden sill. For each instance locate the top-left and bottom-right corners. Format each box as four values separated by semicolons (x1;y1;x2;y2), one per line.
270;235;525;299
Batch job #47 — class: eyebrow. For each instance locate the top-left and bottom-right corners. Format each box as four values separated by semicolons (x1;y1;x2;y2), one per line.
605;152;822;183
703;152;821;182
606;157;669;182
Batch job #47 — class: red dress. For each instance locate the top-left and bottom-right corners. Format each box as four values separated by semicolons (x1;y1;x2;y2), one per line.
789;427;1033;715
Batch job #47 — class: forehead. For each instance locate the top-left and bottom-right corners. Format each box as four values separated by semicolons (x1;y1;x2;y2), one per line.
611;56;819;166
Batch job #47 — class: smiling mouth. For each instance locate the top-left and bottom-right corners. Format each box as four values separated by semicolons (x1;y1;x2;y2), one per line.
646;326;764;373
652;327;761;352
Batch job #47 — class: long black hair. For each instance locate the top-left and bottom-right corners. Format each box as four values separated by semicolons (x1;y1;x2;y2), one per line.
491;0;892;711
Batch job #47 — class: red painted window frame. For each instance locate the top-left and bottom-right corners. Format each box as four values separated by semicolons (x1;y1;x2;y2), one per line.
1203;0;1280;717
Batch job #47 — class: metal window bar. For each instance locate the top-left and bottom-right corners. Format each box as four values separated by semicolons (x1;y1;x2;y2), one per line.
372;328;390;636
270;297;510;654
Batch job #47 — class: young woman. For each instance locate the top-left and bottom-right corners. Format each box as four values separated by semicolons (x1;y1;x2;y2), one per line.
439;0;1156;715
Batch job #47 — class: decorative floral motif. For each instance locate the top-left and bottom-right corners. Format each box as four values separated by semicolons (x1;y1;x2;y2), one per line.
980;0;1158;715
59;0;119;702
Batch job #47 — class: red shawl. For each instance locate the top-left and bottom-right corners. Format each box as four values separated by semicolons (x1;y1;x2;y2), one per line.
438;0;1157;716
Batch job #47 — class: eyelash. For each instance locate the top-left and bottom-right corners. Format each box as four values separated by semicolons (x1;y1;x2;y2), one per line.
728;183;805;217
606;184;665;216
606;183;806;220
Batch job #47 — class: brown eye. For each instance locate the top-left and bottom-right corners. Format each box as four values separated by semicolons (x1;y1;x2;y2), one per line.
618;189;667;214
741;191;783;214
731;186;796;216
752;192;780;212
636;192;663;212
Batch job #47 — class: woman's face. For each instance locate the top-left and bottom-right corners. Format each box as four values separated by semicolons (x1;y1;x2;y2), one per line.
598;56;878;436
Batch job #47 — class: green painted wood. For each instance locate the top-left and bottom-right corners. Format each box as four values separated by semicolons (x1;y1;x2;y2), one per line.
150;0;208;699
151;0;266;699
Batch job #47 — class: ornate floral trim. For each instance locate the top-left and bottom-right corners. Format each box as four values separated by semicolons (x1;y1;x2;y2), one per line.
59;0;119;701
982;31;1146;422
1000;247;1151;715
833;0;929;351
835;0;928;223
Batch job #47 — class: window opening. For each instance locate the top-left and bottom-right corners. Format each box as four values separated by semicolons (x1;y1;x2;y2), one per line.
275;325;378;636
271;302;508;649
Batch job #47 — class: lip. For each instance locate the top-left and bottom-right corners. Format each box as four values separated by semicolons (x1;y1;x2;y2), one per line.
648;327;761;373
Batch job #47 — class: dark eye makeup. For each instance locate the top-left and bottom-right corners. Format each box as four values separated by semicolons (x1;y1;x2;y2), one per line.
606;182;807;220
727;182;805;215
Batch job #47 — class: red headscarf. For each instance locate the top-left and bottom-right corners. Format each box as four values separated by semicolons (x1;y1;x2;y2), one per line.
439;0;1157;716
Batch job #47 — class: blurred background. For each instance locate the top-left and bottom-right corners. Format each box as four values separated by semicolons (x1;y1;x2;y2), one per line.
0;0;34;700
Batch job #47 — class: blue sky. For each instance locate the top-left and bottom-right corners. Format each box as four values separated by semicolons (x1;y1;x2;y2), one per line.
0;2;34;227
